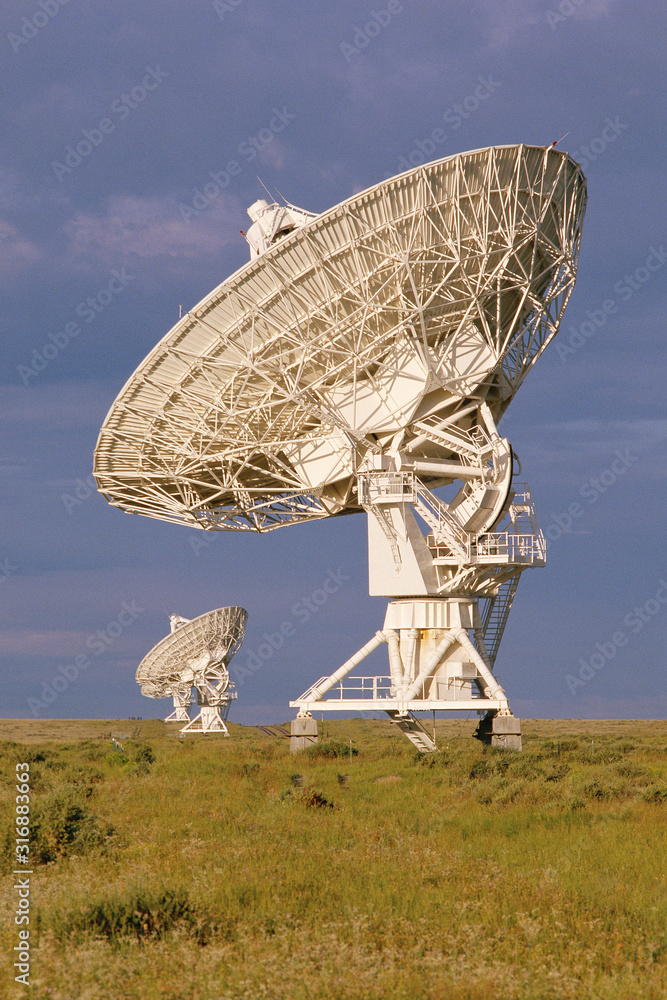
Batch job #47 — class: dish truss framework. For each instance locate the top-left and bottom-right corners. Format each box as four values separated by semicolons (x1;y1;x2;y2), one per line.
95;145;586;750
135;607;248;734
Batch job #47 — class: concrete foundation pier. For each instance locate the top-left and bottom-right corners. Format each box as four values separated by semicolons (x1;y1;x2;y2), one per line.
290;717;319;754
490;714;522;750
474;711;522;751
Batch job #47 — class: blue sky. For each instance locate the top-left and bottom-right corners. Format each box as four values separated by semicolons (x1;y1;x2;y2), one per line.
1;0;665;724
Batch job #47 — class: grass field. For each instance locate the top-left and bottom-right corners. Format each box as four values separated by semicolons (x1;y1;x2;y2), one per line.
1;717;665;1000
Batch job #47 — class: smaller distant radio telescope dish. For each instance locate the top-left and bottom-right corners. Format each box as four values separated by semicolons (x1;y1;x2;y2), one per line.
136;607;248;734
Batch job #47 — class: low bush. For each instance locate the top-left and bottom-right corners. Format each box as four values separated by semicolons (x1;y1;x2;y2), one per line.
580;777;625;801
544;762;570;781
53;887;197;945
279;786;335;809
469;759;490;780
305;739;358;759
125;741;155;767
0;789;114;871
643;786;667;803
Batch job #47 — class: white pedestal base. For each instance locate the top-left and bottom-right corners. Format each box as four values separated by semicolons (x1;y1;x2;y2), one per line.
179;705;229;735
290;597;520;751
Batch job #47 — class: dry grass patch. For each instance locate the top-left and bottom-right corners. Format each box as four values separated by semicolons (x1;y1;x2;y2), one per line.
0;718;665;999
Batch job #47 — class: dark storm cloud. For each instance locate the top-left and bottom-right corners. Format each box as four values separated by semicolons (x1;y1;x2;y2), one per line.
0;0;664;721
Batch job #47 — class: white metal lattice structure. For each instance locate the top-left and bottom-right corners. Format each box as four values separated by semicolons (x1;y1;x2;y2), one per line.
136;607;247;734
94;145;585;531
96;145;586;748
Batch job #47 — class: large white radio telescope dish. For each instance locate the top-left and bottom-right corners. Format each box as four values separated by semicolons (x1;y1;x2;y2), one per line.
96;144;586;751
94;145;585;533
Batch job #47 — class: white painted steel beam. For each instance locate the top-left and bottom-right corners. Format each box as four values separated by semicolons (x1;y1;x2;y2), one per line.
452;626;508;706
300;630;388;705
402;631;457;701
288;698;505;713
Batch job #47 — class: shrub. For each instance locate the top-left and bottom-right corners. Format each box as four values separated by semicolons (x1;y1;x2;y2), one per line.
643;786;667;804
279;786;335;809
614;761;651;783
305;739;358;759
73;741;111;762
574;747;623;765
418;750;450;768
55;887;197;945
103;740;154;776
544;762;570;782
12;791;113;868
104;751;127;768
0;743;48;764
125;741;155;766
495;778;531;805
469;759;490;780
121;741;155;775
581;778;624;802
504;755;545;780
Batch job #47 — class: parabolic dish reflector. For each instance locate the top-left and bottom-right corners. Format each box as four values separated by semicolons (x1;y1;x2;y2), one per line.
94;144;586;532
136;606;247;698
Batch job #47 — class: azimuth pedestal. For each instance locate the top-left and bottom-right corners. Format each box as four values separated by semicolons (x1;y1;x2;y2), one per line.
290;597;521;744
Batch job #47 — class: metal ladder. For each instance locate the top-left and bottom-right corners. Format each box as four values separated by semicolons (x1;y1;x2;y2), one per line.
386;710;437;753
478;575;520;667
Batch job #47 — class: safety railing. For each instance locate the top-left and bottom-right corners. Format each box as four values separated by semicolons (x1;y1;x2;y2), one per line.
474;531;546;563
293;674;393;702
330;675;393;699
358;471;417;505
427;529;545;565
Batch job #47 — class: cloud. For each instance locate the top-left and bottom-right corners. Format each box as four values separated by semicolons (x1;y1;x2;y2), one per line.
514;418;666;477
0;380;113;429
0;217;42;280
62;192;243;262
0;630;93;657
534;418;667;443
478;0;615;47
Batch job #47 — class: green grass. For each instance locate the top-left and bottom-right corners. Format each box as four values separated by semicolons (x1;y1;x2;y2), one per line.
0;718;665;999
